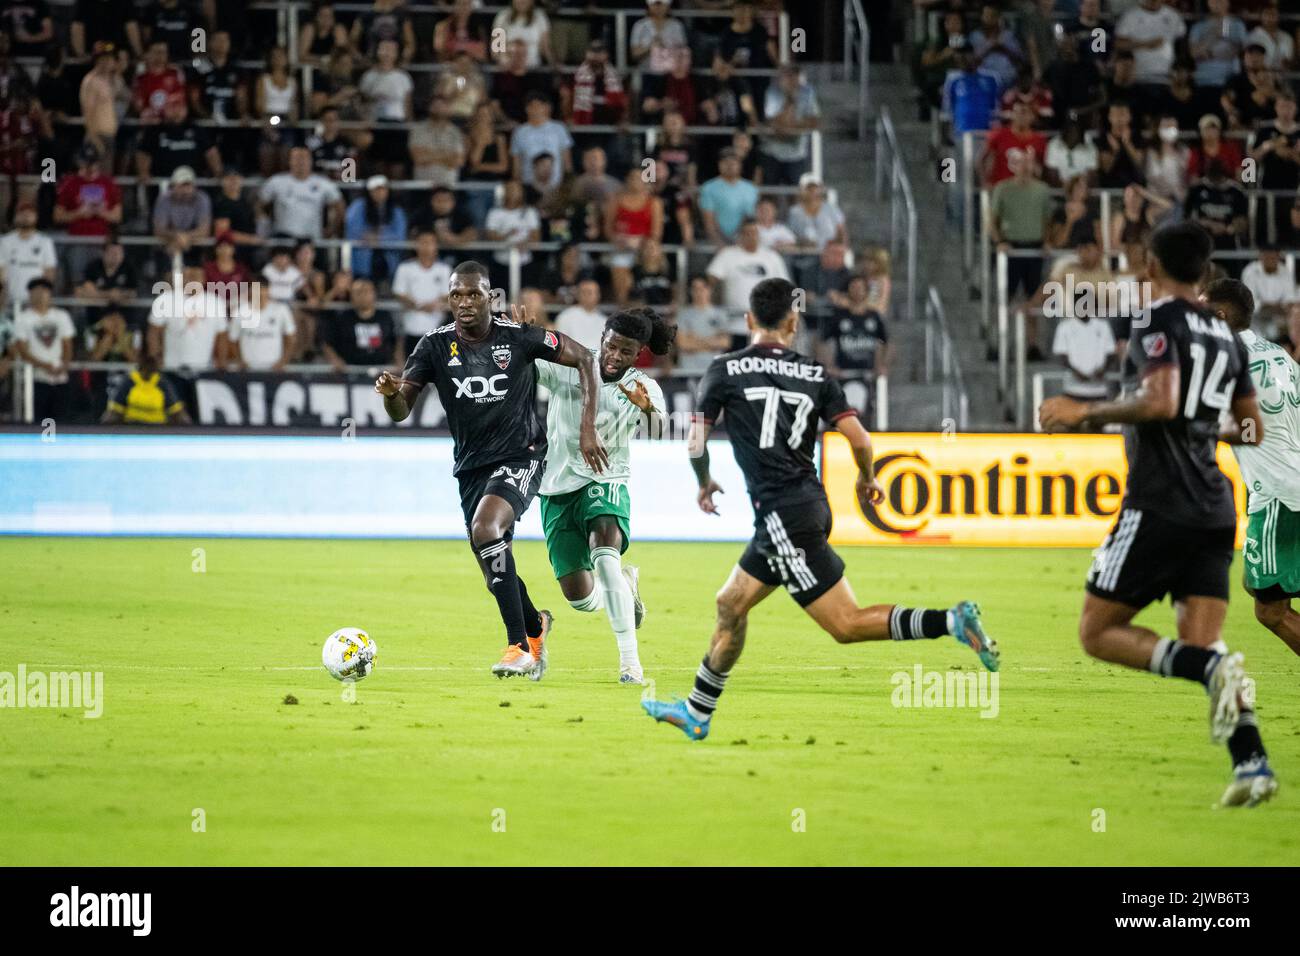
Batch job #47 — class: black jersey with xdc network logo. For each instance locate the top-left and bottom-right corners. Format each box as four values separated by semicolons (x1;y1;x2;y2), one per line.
1120;296;1254;528
696;343;857;511
402;317;562;475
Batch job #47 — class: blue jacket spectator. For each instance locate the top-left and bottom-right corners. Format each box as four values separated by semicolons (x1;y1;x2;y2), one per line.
345;176;408;282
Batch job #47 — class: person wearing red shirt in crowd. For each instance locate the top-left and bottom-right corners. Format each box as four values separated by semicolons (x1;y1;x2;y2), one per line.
203;232;251;314
1188;113;1244;182
131;40;187;123
54;143;123;284
0;85;51;226
982;99;1049;187
999;69;1054;127
567;39;627;126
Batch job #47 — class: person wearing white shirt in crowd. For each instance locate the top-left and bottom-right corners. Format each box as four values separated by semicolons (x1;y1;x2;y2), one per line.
492;0;552;68
554;278;607;350
1044;117;1099;188
12;277;76;421
675;275;731;375
261;246;306;304
229;280;296;371
392;230;453;352
1241;244;1299;339
1052;298;1116;410
0;201;58;311
706;219;792;314
257;146;345;240
147;266;229;371
630;0;688;71
754;197;797;253
786;174;847;252
1115;0;1187;88
484;179;542;275
1248;2;1294;70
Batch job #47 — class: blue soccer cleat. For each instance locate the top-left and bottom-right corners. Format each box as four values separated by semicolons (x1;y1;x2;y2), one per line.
642;698;710;740
1219;756;1279;808
951;601;1000;672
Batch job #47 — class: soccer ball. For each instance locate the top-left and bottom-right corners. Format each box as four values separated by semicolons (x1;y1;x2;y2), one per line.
322;628;377;682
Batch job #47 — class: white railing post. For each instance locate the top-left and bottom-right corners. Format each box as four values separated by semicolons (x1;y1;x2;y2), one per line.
20;361;34;424
1100;189;1111;262
778;12;791;65
1014;307;1027;428
509;246;522;299
962;132;975;274
1032;372;1045;432
980;188;991;336
996;247;1008;397
614;13;628;73
875;374;888;431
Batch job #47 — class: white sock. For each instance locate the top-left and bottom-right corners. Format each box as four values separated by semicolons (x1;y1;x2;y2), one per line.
568;586;603;613
592;546;638;668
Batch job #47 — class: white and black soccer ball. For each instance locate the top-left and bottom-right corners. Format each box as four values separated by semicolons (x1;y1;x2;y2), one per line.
322;628;377;682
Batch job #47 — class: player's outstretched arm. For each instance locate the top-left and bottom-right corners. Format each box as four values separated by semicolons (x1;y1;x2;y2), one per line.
375;371;424;423
837;414;885;511
551;332;609;473
1219;392;1265;446
1040;364;1179;431
688;417;724;514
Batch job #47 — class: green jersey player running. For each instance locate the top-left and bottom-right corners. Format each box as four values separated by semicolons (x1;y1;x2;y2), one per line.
536;307;673;684
1203;279;1300;658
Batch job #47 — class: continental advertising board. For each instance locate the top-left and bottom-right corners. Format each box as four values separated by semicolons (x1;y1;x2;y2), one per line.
823;432;1248;548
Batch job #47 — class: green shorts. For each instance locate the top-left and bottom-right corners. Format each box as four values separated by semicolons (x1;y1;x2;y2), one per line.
539;482;631;580
1243;500;1300;600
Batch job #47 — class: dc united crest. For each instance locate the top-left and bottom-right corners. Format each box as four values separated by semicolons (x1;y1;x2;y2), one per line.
493;346;512;370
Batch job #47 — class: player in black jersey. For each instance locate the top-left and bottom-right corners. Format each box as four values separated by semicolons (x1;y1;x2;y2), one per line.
1040;222;1277;807
642;278;1000;740
375;261;608;680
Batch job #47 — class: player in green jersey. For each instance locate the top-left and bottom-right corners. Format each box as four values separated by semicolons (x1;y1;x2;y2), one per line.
1204;280;1300;658
536;308;673;683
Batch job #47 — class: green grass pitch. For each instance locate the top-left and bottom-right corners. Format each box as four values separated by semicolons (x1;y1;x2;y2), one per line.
2;536;1298;866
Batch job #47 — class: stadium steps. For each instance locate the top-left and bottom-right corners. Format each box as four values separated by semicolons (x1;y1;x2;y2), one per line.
816;62;1005;430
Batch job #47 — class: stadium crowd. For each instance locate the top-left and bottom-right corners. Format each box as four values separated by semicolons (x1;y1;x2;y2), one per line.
915;0;1300;401
0;0;894;424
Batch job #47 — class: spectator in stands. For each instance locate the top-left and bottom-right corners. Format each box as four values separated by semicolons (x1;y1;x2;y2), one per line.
136;98;221;180
433;0;490;63
434;51;488;121
254;45;301;176
312;49;367;129
203;233;251;313
760;65;820;186
1065;0;1108;69
89;307;139;364
605;170;663;304
941;39;999;227
1103;51;1150;130
1248;1;1293;70
299;2;349;68
984;100;1049;188
491;39;552;128
969;3;1024;91
0;84;48;225
189;29;245;133
819;274;890;392
998;67;1054;128
554;277;606;350
1185;158;1248;275
915;11;969;122
101;353;189;424
1241;243;1298;340
989;148;1052;358
484;179;541;289
79;43;123;167
1111;240;1151;358
787;174;847;252
1115;0;1186;100
131;40;187;125
675;275;730;375
516;286;549;327
147;265;229;371
71;0;142;60
321;276;401;372
1113;181;1174;250
1050;279;1116;412
715;2;776;75
361;39;415;181
493;0;552;69
1188;113;1243;182
228;280;297;373
261;245;305;305
392;231;453;353
306;107;357;181
699;148;758;243
412;187;478;246
1144;114;1191;207
464;102;511;225
1021;0;1061;82
352;0;417;65
706;219;790;344
1043;32;1103;129
1097;100;1146;189
0;201;57;311
12;277;75;421
1047;173;1100;249
1251;88;1300;244
854;245;892;319
723;129;762;185
631;1;688;71
54;144;122;288
698;51;757;130
1044;115;1099;188
153;166;213;267
409;96;465;187
145;0;199;63
511;92;572;190
652;110;697;193
568;39;627;126
802;239;853;321
1189;0;1246;90
541;242;591;307
345;175;406;285
1160;60;1211;134
1222;46;1278;131
631;238;676;311
259;146;345;241
77;236;137;327
754;197;796;253
291;241;328;358
211;170;259;248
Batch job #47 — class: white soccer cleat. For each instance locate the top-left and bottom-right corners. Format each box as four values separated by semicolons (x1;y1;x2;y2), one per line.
623;565;645;629
1219;757;1279;809
1207;652;1246;745
619;664;645;686
491;644;538;679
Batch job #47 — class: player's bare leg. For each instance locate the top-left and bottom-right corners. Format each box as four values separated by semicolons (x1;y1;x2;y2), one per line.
804;579;1000;670
472;495;547;679
642;566;774;740
1254;597;1300;656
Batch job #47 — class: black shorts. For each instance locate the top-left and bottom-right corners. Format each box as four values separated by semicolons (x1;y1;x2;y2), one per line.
1085;507;1235;607
1002;242;1043;299
739;498;845;607
456;456;546;531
